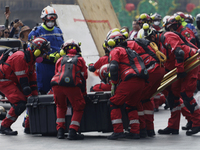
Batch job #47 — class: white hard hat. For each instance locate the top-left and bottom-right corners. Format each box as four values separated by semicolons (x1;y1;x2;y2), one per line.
40;6;57;19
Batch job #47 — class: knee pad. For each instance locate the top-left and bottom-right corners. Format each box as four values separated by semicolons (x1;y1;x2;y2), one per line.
13;101;27;116
180;92;197;114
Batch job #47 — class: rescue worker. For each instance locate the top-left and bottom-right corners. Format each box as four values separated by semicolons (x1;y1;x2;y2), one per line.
104;28;147;140
127;27;166;137
89;46;111;91
151;13;162;31
142;24;200;136
165;15;198;47
174;12;197;35
0;37;51;135
28;5;64;94
51;39;88;140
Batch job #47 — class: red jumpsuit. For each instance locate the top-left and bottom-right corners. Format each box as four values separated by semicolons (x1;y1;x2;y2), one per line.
109;46;145;134
158;32;200;130
127;40;165;132
89;55;111;91
51;50;88;131
176;25;197;46
0;49;38;128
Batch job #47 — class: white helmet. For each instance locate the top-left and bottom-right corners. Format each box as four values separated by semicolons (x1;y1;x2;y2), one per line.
162;15;170;26
40;6;57;20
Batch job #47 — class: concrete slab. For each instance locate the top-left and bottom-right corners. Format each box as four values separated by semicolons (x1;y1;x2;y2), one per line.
1;103;200;150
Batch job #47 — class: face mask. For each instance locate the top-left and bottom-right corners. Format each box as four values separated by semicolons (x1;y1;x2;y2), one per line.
36;57;43;63
46;21;55;28
154;21;160;26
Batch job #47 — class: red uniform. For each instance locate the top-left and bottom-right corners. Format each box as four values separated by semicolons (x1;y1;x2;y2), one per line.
127;40;165;134
109;46;145;134
177;25;197;46
51;51;88;131
89;55;111;92
158;32;200;130
0;49;37;129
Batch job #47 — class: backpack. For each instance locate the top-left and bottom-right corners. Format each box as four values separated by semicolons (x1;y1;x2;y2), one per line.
59;55;86;92
125;47;149;80
0;48;19;65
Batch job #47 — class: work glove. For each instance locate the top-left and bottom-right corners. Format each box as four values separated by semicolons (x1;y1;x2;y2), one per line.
111;82;117;96
177;72;187;78
48;52;61;63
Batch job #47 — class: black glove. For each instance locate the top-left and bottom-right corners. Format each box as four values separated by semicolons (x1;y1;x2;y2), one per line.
177;72;187;78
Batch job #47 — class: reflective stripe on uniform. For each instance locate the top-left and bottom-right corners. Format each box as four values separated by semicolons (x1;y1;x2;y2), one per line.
56;118;65;123
111;119;122;124
138;111;144;116
70;121;80;126
143;110;154;115
129;119;140;125
15;70;26;76
0;79;10;82
6;114;17;121
171;106;181;112
39;33;63;37
180;103;185;108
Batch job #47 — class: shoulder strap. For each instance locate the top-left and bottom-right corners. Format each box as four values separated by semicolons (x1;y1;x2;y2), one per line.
135;39;159;62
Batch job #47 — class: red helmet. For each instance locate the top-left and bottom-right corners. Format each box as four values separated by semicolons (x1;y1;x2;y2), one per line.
165;15;181;29
174;12;186;19
104;28;127;49
99;64;110;83
138;13;152;24
61;39;81;53
30;37;51;57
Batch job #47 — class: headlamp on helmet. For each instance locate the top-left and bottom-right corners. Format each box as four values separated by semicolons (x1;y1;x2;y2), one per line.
60;39;81;56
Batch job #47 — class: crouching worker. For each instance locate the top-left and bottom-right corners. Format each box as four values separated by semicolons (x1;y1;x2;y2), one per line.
51;39;88;140
105;29;147;140
0;37;51;135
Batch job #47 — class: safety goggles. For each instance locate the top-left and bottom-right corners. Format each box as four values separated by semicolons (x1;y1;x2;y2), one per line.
46;15;57;21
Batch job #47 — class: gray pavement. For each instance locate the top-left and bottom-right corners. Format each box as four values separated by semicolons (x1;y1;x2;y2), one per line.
1;103;200;150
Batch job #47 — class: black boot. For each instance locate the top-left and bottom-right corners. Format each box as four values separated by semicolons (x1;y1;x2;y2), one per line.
186;126;200;136
67;128;84;140
147;129;156;137
24;128;30;134
107;132;125;140
125;132;140;139
57;128;65;139
182;121;192;130
158;127;179;135
140;128;147;138
0;125;18;135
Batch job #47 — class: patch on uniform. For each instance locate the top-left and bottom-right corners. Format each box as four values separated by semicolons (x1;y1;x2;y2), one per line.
167;44;172;50
65;77;70;83
31;35;36;40
185;32;190;37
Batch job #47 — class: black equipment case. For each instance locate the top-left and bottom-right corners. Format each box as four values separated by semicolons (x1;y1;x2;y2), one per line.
0;38;22;56
27;92;129;135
